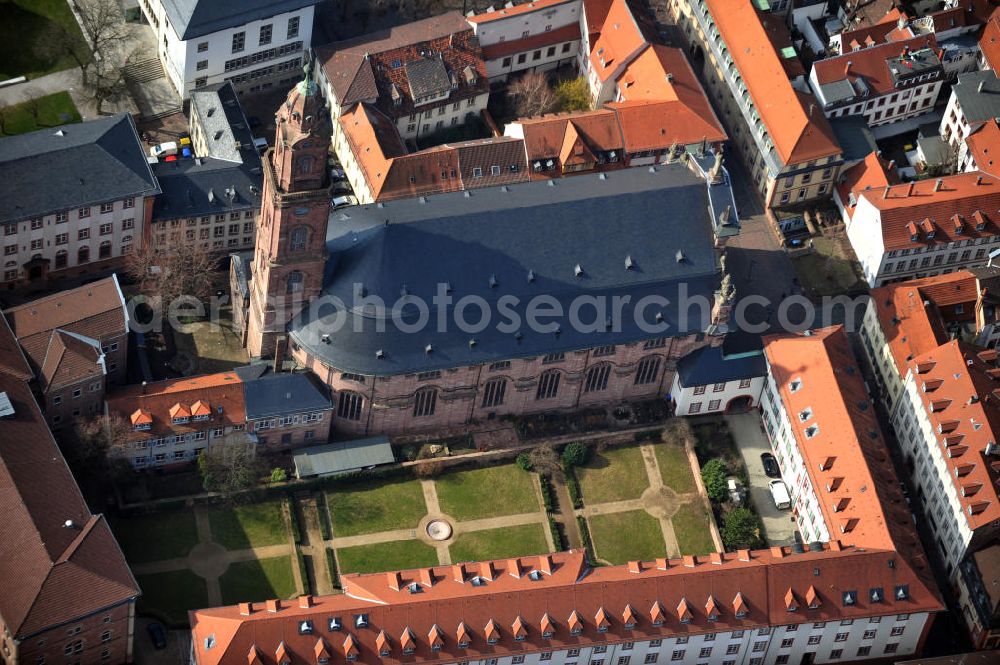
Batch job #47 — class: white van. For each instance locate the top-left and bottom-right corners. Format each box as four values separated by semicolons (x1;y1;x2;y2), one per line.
332;194;357;208
149;141;178;158
769;479;792;510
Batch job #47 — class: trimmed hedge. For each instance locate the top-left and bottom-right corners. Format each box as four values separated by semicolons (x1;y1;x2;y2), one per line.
325;547;340;589
548;516;566;551
576;516;598;566
296;547;309;593
538;475;554;512
564;469;583;509
315;493;332;541
287;496;303;544
634;428;663;443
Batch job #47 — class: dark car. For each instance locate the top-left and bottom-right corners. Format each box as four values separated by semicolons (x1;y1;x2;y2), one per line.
760;452;781;478
147;622;167;650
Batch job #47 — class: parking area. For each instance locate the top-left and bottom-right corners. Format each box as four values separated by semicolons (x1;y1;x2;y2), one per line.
724;412;799;546
133;617;191;665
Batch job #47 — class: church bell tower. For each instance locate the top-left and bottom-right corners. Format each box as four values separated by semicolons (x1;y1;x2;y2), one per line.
246;62;332;359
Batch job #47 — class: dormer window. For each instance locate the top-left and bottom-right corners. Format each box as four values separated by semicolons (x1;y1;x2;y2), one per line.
798;407;812;422
789;379;802;393
895;584;909;600
870;587;883;603
172;416;189;424
805;425;819;438
298;621;313;635
842;591;857;606
354;614;369;629
329;617;342;631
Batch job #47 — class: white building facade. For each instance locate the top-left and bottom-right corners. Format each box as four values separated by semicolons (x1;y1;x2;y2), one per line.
137;0;317;98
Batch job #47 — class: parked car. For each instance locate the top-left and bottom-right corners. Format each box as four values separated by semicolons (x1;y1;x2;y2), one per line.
769;479;791;510
332;194;357;208
147;622;167;650
760;452;780;478
149;141;178;158
330;167;347;180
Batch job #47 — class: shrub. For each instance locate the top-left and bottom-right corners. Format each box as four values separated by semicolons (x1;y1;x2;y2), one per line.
287;497;302;544
701;458;729;502
316;494;332;540
564;470;583;509
577;516;597;565
414;460;445;478
296;548;309;589
561;442;590;468
516;452;534;471
538;476;554;512
721;507;765;550
555;77;591;112
548;516;565;551
270;467;288;483
634;429;663;443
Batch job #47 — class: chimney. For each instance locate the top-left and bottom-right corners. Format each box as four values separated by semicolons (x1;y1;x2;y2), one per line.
882;185;890;199
709;552;723;565
737;549;751;562
387;571;402;591
655;557;669;570
537;554;552;575
452;563;466;583
239;602;253;616
141;380;147;395
770;546;785;558
299;595;313;609
907;182;914;196
845;60;853;76
934;178;944;192
977;175;983;186
508;558;523;578
683;555;696;568
980;79;986;93
627;560;642;574
479;560;495;581
887;159;896;171
265;599;281;613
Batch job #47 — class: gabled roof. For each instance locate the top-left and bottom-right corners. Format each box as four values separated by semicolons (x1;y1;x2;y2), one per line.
106;371;246;439
981;6;1000;71
951;70;1000;125
159;0;321;40
762;326;939;598
703;0;839;166
5;275;127;373
0;316;138;639
813;35;939;99
467;0;577;24
515;109;623;162
905;341;1000;529
964;118;1000;177
481;23;582;61
190;545;942;665
0;114;159;225
857;170;1000;250
38;329;104;392
316;13;488;118
588;0;650;83
835;151;895;219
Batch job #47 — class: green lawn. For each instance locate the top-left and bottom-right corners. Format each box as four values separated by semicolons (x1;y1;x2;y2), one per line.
449;523;550;563
0;91;81;136
110;511;199;564
576;445;650;503
136;570;210;627
327;478;428;537
208;502;289;550
336;540;439;574
0;0;87;80
219;556;298;605
672;500;717;556
587;510;666;565
434;464;540;521
653;443;697;495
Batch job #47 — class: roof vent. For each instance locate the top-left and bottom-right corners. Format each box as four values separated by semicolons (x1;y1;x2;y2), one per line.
676;250;685;263
425;344;433;354
789;379;802;392
375;349;385;359
598;173;607;180
805;425;819;438
464;191;471;197
207;107;215;117
54;129;66;136
527;269;535;282
574;264;584;277
515;331;523;341
419;196;427;204
63;519;76;529
798;407;812;422
548;179;556;187
468;338;477;348
489;273;498;288
625;255;634;270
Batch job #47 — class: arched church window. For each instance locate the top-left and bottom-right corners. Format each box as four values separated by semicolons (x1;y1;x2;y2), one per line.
287;271;304;294
297;156;314;176
291;227;308;251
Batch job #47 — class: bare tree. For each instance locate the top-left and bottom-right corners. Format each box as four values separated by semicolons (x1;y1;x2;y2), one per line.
85;46;142;115
19;92;42;127
528;445;561;476
507;72;558;119
75;0;133;75
64;414;133;481
126;236;217;311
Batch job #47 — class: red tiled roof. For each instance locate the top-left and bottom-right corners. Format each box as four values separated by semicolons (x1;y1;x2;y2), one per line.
316;12;488;119
191;544;941;665
703;0;840;166
965;118;1000;177
468;0;577;24
763;327;938;579
906;340;1000;529
38;329;103;392
106;371;246;440
844;1;901;30
588;0;649;83
859;171;1000;251
835;151;896;219
5;275;126;372
0;315;138;639
514;109;623;163
835;18;905;53
813;35;938;97
981;6;1000;71
481;23;581;60
582;0;616;38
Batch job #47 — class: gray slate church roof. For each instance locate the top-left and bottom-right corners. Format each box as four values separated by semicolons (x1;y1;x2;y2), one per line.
290;162;734;375
160;0;322;40
0;115;159;225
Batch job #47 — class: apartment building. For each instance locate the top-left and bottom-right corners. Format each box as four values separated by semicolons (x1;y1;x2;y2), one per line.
0;315;139;665
579;0;655;105
956;544;1000;648
810;36;944;127
0;115;159;288
467;0;582;81
137;0;319;97
315;12;490;142
941;71;1000;173
961;117;1000;174
106;366;332;468
190;541;942;665
670;0;844;209
4;276;130;431
150;82;263;253
834;152;1000;287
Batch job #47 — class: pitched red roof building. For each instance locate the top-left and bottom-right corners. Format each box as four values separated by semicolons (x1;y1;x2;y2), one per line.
0;314;139;665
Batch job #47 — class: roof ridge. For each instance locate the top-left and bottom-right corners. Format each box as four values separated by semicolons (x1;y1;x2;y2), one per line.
55;515;100;565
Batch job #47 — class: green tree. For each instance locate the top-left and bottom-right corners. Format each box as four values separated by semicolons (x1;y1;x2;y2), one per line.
270;467;288;483
516;452;534;471
721;507;765;550
701;458;728;502
561;442;590;468
554;78;592;112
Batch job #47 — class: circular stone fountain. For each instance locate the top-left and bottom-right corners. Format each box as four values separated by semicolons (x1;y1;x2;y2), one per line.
426;519;453;541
